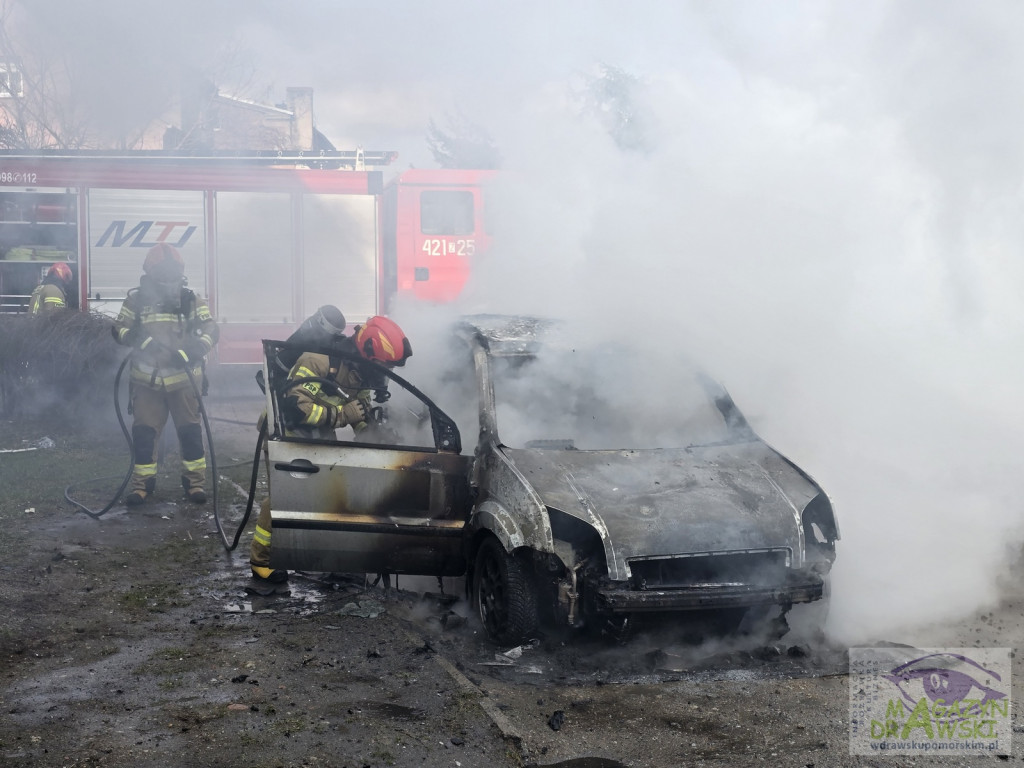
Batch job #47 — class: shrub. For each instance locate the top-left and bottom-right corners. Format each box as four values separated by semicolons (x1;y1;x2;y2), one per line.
0;311;124;423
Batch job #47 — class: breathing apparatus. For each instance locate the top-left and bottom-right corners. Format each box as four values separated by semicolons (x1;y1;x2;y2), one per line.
274;305;348;374
258;307;409;405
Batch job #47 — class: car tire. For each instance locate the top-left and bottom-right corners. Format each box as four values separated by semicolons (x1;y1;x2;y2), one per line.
472;536;539;646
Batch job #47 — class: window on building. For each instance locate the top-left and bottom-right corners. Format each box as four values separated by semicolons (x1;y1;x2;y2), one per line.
420;190;474;235
0;65;24;98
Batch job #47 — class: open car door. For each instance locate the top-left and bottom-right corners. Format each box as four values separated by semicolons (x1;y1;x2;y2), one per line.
262;340;472;577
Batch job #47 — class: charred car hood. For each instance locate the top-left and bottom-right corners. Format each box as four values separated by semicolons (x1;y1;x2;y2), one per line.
503;440;821;576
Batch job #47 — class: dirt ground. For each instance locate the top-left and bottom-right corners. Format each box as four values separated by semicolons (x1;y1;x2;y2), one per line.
1;364;1021;768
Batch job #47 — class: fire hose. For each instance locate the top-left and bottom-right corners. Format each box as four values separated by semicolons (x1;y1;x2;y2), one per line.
63;350;260;554
65;339;397;553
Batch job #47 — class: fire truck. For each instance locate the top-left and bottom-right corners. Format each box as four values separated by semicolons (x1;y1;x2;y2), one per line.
0;150;494;362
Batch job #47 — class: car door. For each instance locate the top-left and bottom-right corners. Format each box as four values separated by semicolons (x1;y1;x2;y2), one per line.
262;340;472;577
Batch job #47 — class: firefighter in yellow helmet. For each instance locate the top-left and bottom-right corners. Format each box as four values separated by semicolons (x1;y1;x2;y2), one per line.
111;244;219;505
29;262;73;314
249;311;412;586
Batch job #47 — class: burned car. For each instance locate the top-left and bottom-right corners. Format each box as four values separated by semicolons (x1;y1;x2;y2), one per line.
261;314;838;644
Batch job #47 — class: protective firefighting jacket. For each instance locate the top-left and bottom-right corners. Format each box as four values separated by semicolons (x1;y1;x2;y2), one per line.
112;286;219;391
280;351;370;438
28;281;67;314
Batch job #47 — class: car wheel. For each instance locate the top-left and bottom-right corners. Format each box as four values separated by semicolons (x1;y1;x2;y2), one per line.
472;537;539;646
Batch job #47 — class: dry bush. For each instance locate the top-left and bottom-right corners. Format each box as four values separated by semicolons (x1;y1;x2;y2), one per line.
0;311;124;423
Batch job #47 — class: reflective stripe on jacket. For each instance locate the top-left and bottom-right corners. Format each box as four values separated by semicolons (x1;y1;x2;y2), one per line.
281;352;365;438
29;284;67;314
112;286;219;392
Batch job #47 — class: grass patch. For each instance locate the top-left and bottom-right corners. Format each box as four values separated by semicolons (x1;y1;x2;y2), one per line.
119;582;186;613
274;716;306;736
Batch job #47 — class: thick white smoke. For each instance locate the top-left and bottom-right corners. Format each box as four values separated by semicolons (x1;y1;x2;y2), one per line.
441;1;1024;644
28;0;1024;644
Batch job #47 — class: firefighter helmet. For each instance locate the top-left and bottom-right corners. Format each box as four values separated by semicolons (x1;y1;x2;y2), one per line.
142;243;185;278
47;262;73;286
355;316;412;366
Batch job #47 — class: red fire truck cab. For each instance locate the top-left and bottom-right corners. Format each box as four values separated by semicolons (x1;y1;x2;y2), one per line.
379;168;495;308
0;151;494;363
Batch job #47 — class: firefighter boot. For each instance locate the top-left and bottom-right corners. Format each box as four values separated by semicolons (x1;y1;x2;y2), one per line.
181;475;207;504
249;498;286;582
251;566;288;583
126;477;156;506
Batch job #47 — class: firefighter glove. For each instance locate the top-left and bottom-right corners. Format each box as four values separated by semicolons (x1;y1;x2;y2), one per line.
114;326;141;346
336;398;369;427
182;338;207;362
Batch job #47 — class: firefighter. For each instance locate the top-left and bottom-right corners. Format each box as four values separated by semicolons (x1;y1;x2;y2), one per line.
250;312;412;585
111;243;219;506
29;262;73;314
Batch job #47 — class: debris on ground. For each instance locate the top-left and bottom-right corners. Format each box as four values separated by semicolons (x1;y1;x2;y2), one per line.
479;641;544;672
337;599;385;618
244;581;291;597
1;436;54;453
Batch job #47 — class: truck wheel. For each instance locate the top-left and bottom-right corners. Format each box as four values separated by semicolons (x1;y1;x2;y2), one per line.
472;537;539;646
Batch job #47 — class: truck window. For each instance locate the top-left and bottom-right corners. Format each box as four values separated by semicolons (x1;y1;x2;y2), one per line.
420;191;473;235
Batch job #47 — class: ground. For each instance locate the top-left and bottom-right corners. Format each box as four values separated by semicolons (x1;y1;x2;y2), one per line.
0;365;1021;768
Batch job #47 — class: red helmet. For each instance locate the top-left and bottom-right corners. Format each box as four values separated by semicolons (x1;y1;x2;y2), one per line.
355;316;412;366
47;262;73;286
142;243;185;278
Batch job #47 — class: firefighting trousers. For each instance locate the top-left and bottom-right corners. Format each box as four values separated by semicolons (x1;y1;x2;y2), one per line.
129;384;206;494
249;497;273;569
249;434;275;568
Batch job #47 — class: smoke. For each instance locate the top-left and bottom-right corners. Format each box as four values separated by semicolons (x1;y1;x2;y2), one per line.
422;0;1024;645
23;0;1024;645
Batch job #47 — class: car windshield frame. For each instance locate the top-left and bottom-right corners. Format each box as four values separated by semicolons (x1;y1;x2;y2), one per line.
262;338;462;454
456;315;758;452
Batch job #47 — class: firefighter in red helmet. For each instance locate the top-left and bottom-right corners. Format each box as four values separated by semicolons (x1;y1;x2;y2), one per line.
249;312;412;586
29;262;73;314
354;315;414;366
111;243;219;505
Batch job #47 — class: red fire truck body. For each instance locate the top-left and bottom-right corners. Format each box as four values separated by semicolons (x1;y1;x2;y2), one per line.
0;152;493;362
379;168;496;306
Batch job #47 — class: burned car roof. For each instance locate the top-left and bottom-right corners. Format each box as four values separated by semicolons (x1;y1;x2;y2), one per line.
455;313;555;357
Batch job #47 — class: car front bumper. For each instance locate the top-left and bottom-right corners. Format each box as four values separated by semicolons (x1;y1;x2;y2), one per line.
592;572;825;613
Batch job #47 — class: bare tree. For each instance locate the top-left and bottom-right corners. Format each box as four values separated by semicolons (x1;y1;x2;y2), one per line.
0;2;229;150
427;110;501;169
0;2;331;153
0;0;100;148
577;63;652;153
